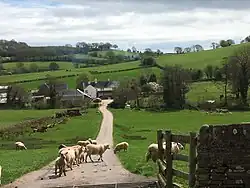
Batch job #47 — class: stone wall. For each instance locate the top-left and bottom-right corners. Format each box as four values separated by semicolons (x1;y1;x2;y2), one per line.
196;123;250;187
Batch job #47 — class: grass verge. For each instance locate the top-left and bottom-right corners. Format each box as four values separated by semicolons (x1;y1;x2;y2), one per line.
112;109;250;187
0;108;101;184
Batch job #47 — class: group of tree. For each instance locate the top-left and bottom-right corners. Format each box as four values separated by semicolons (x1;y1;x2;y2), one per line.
0;62;60;75
240;35;250;44
218;39;235;48
75;42;118;54
174;45;204;54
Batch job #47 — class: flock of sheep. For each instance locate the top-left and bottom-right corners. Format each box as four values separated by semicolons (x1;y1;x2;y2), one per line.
14;139;129;177
9;139;184;181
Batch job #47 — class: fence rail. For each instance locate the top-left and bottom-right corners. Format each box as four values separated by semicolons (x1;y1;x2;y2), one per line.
157;130;197;188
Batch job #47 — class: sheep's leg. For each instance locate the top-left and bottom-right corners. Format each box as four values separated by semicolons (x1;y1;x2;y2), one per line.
59;167;62;177
55;165;57;175
98;154;103;162
85;154;88;163
63;167;66;176
89;155;94;163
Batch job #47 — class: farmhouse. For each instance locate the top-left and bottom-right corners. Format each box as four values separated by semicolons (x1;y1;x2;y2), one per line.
82;79;119;99
37;82;68;96
0;85;8;104
58;89;92;107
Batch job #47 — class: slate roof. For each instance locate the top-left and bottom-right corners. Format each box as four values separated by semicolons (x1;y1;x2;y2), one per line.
42;82;68;92
58;89;92;99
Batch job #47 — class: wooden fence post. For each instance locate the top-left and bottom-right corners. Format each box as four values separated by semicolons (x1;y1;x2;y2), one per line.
189;132;197;187
0;165;2;185
157;130;163;161
165;130;173;188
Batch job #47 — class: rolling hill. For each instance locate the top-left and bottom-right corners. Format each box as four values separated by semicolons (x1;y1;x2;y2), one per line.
157;43;250;69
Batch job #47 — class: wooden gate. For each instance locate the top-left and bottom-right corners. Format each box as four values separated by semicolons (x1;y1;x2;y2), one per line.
156;130;197;188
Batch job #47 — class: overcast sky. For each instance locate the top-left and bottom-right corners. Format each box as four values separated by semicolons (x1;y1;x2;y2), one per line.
1;0;250;52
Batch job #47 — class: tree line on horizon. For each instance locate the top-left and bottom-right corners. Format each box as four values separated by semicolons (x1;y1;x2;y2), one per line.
173;34;250;54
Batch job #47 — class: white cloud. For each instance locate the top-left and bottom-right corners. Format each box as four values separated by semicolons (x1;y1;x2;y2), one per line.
1;0;250;51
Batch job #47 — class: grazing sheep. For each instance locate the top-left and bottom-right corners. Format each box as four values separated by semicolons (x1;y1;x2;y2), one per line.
145;143;161;163
15;141;27;150
85;143;110;163
146;142;184;163
77;140;91;147
88;138;97;145
114;142;129;154
55;153;67;177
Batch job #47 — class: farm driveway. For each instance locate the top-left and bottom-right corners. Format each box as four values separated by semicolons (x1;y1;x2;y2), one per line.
3;100;154;188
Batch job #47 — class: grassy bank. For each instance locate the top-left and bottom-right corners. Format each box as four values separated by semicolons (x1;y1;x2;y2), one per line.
112;109;250;187
0;108;101;184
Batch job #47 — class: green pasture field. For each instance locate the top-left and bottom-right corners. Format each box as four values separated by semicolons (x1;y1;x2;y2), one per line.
94;50;136;56
0;108;101;184
74;53;107;60
157;43;250;69
112;109;250;187
3;61;74;70
18;65;158;90
0;61;141;84
0;109;61;128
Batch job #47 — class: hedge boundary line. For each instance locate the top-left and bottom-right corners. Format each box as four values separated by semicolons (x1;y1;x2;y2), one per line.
2;65;156;84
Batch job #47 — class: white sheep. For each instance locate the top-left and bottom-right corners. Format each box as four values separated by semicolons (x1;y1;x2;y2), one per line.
15;141;27;150
77;140;91;147
145;143;160;163
55;153;67;177
79;151;85;164
171;142;184;153
146;142;184;163
71;145;84;165
60;148;76;170
114;142;129;154
85;143;110;163
88;138;97;145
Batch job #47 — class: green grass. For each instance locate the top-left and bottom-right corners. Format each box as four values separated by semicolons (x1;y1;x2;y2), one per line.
74;53;107;60
157;43;250;69
3;61;74;70
0;61;141;84
95;50;136;56
112;109;250;187
0;108;101;184
0;109;61;128
187;81;224;103
16;62;152;90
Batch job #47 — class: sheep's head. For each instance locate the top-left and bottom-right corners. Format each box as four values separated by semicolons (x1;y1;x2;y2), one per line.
177;143;184;150
58;144;67;150
60;152;67;160
104;144;110;150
